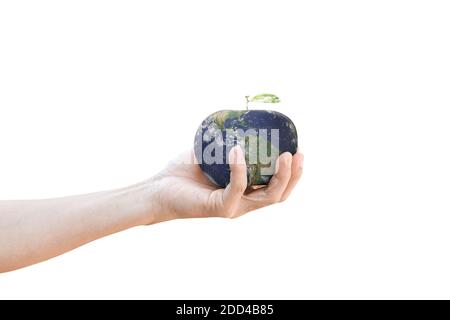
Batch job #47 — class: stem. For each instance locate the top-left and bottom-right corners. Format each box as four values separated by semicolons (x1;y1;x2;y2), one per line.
245;96;250;111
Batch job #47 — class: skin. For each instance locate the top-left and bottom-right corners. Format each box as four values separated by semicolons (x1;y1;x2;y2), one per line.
0;147;303;273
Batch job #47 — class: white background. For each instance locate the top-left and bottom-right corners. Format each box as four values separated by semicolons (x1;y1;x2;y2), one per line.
0;0;449;299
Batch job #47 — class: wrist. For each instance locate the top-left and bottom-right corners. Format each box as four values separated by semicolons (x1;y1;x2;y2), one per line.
129;177;170;226
106;180;160;227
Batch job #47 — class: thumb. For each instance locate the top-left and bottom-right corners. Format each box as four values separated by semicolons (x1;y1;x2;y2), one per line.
222;146;247;215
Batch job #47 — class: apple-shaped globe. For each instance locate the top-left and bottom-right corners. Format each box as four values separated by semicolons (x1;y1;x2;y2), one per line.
194;95;298;188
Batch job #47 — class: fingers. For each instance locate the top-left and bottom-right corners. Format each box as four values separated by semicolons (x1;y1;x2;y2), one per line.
260;152;293;203
221;146;247;216
240;152;293;212
280;152;304;201
220;150;303;218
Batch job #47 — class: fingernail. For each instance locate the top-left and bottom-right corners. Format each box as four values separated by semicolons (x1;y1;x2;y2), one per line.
230;146;244;165
235;146;245;164
285;153;292;166
229;147;236;164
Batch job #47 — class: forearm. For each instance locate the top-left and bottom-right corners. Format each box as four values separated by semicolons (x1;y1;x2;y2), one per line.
0;181;156;273
0;148;303;273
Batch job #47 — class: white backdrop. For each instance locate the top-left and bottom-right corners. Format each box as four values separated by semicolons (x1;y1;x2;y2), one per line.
1;0;450;299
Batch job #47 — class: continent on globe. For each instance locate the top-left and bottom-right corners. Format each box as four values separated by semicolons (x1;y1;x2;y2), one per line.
194;101;298;188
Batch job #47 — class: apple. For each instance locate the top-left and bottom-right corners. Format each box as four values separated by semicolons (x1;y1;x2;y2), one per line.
194;94;298;187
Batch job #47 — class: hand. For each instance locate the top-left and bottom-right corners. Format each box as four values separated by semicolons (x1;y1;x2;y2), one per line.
147;146;304;223
0;146;303;272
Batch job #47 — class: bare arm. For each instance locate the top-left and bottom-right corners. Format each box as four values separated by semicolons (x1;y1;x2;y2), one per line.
0;182;154;272
0;147;303;273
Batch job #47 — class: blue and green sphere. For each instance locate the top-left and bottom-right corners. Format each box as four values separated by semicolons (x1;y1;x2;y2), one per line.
194;109;298;188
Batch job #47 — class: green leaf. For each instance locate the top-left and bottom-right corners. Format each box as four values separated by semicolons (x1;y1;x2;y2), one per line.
250;93;280;103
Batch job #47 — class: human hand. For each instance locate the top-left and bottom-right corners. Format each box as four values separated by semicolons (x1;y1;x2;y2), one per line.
0;146;303;272
146;146;304;224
